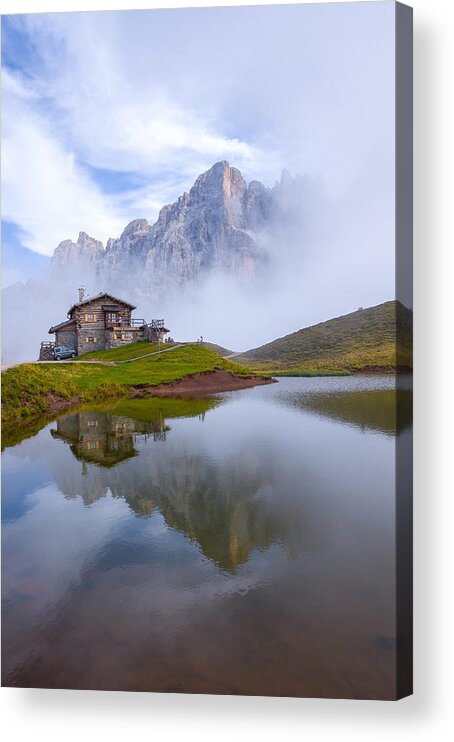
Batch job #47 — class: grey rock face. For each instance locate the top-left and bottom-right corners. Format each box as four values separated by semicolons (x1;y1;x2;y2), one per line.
51;231;104;274
48;161;319;296
140;161;267;291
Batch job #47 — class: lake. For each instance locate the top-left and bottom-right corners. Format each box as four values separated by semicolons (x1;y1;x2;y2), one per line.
1;376;412;698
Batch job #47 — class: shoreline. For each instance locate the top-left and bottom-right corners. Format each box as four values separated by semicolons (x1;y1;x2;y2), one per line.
129;369;276;397
2;369;275;431
248;366;413;377
1;353;411;437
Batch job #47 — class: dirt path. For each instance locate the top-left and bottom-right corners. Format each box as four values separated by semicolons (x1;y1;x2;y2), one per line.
1;343;189;372
115;343;189;363
1;359;114;371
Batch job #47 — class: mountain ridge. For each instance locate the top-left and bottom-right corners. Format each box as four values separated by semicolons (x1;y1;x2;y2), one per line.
50;161;273;286
49;160;320;295
234;301;413;373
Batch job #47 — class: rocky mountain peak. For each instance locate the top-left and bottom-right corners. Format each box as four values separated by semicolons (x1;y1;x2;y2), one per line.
190;160;247;202
49;161;310;295
119;219;150;240
280;168;294;187
50;231;104;279
53;231;103;261
77;231;104;252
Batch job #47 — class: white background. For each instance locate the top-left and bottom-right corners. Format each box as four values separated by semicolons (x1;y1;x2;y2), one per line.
0;0;452;739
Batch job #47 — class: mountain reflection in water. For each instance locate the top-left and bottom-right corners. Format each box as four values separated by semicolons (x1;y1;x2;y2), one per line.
2;376;412;698
49;406;314;570
278;386;412;436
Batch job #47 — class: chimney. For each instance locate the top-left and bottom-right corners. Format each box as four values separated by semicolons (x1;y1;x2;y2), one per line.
78;287;85;303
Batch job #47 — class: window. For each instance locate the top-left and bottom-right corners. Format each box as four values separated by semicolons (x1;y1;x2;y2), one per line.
85;337;97;343
106;312;118;325
85;313;97;322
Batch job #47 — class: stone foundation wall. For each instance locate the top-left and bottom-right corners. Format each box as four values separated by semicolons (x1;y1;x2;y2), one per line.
75;326;146;355
107;328;144;349
77;329;108;355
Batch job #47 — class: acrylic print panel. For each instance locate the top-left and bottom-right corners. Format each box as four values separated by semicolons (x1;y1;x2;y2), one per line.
1;2;413;699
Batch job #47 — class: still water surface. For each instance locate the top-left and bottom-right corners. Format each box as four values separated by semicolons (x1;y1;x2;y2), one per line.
2;376;412;698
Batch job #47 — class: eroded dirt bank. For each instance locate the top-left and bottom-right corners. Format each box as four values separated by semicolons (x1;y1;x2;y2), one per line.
130;369;276;397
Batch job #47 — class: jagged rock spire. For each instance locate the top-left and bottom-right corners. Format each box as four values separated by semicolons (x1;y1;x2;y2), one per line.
49;161;310;293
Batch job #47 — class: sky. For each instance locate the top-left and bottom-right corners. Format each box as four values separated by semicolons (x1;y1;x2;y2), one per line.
2;3;395;269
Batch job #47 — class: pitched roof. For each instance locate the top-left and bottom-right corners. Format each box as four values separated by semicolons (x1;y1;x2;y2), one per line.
49;318;77;334
67;292;136;317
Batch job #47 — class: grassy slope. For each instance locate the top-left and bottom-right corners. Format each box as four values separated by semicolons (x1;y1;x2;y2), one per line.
235;301;413;373
76;341;166;361
203;342;233;357
1;343;255;424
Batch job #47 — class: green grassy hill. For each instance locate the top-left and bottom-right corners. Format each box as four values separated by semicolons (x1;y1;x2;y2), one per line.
235;301;413;374
203;342;233;357
1;342;255;426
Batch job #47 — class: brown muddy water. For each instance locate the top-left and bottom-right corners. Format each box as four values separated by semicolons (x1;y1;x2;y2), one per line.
1;376;412;698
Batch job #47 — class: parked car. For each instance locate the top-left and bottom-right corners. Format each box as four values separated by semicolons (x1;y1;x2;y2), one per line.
53;346;76;360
